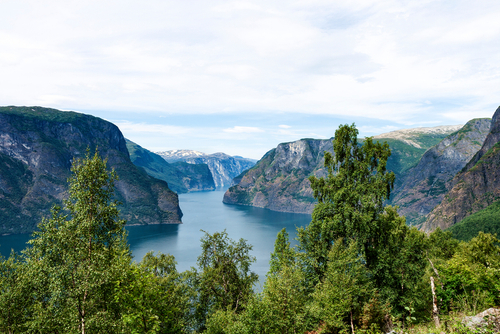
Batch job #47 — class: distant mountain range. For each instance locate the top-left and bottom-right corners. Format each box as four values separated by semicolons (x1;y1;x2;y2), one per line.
224;107;500;235
126;141;216;194
156;150;256;189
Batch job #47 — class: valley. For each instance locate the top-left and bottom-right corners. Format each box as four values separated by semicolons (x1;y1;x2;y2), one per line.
2;105;500;236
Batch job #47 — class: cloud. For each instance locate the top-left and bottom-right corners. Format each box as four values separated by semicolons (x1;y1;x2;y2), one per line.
113;121;192;136
0;0;499;129
278;125;291;128
223;126;264;133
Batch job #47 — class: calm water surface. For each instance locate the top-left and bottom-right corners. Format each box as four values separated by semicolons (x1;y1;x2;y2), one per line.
0;191;311;284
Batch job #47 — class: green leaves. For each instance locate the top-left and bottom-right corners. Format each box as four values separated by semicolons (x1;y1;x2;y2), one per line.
298;124;396;281
22;149;130;332
195;230;258;331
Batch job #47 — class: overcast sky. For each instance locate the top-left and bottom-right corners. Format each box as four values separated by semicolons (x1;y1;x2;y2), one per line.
1;0;499;159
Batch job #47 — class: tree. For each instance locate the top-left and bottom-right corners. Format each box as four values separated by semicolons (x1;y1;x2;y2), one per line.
205;229;312;334
195;230;258;331
0;252;29;333
115;251;191;333
297;123;395;281
24;149;129;333
310;239;374;333
268;228;296;276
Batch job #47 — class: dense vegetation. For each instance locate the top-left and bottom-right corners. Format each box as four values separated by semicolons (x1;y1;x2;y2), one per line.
447;200;500;241
1;126;499;333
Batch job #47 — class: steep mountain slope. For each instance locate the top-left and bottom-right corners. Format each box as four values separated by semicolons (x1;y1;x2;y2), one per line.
126;140;215;193
223;126;459;214
0;106;182;235
389;119;490;225
423;106;500;232
157;150;256;189
373;125;463;189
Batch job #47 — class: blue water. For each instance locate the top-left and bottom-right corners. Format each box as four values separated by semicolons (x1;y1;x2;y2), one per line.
0;191;311;285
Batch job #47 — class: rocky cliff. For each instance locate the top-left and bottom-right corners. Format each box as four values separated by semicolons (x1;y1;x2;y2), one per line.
389;119;490;225
126;140;215;193
0;106;182;235
157;150;256;189
423;106;500;232
223;126;458;214
223;139;332;213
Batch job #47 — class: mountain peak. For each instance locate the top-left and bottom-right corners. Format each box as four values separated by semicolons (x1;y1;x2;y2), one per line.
373;125;463;148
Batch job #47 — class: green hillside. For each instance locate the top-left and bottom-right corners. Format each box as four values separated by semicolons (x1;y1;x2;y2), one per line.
447;200;500;241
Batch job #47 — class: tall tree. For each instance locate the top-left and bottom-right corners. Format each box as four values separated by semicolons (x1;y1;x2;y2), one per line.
297;123;395;281
24;149;129;333
195;230;258;331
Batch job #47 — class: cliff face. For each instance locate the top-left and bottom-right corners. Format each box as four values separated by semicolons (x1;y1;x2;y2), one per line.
126;140;215;193
390;119;491;225
423;107;500;232
223;126;461;214
223;139;331;213
0;106;182;235
157;150;255;189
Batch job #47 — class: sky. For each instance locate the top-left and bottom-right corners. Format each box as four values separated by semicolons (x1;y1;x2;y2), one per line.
1;0;500;159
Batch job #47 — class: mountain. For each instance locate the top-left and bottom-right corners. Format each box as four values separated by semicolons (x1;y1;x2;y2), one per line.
423;106;500;232
223;126;460;214
157;150;256;189
224;139;332;213
0;106;182;235
388;119;491;225
126;140;215;193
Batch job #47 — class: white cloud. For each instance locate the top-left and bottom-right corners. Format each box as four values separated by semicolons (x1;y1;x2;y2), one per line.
114;121;191;136
278;125;291;128
0;0;499;132
223;126;264;133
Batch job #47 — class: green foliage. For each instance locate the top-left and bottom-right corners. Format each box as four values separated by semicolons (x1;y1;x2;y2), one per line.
268;228;296;276
298;124;395;281
0;106;85;124
428;228;460;260
115;251;190;333
437;233;500;314
0;252;29;333
447;200;500;241
310;239;374;333
195;230;258;331
22;149;129;332
3;119;500;333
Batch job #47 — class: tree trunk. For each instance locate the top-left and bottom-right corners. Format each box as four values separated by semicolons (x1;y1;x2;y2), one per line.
350;310;354;334
430;276;440;329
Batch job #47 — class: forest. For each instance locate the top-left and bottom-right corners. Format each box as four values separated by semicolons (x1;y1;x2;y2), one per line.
1;124;499;334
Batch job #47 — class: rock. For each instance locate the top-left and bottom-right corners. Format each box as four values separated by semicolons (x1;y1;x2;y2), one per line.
462;308;500;333
390;118;490;226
